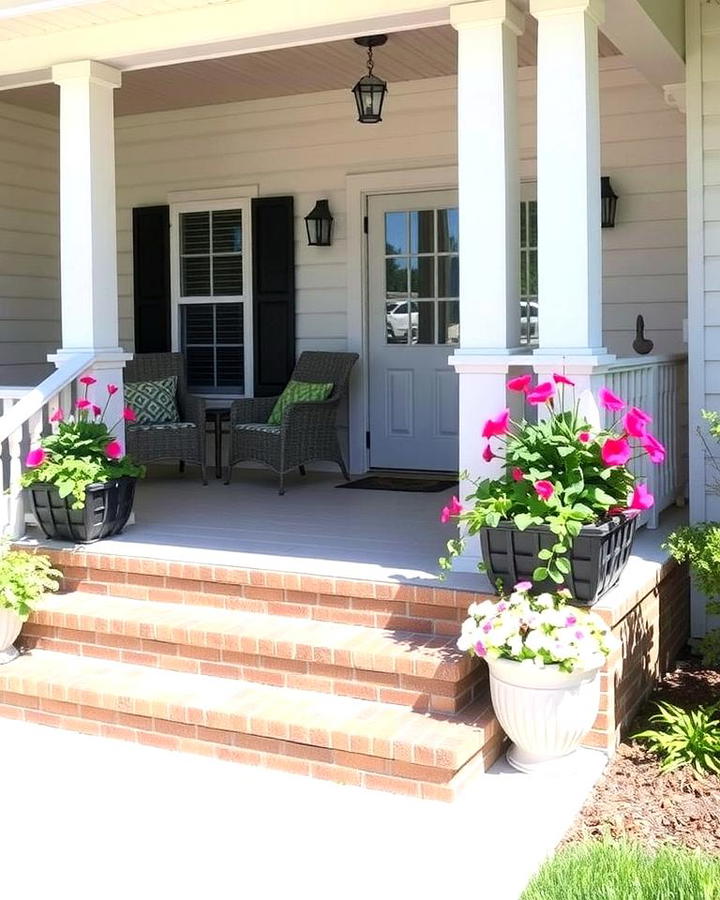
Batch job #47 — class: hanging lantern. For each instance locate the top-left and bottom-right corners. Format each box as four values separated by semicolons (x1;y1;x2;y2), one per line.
352;35;388;124
601;176;618;228
304;199;334;246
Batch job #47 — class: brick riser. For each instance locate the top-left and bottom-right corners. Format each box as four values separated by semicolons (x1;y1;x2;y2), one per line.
21;624;487;715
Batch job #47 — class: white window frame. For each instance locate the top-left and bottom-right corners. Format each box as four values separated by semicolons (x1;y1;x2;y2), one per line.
169;196;254;400
520;180;538;348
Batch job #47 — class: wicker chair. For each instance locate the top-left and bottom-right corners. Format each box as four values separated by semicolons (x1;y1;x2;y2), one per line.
225;351;359;494
124;352;207;484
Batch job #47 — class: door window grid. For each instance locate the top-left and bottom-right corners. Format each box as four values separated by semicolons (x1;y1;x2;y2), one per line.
384;208;459;346
520;199;538;346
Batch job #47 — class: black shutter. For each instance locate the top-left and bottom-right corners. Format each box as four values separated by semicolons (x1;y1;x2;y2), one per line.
132;205;171;353
251;196;295;396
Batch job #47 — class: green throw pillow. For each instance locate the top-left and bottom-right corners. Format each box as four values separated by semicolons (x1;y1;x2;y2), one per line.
267;380;334;425
124;376;180;426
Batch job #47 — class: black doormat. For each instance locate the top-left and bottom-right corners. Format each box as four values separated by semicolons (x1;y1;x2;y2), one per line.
337;475;458;493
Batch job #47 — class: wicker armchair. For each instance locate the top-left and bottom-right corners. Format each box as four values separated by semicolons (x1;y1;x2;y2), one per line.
225;351;359;494
124;352;207;484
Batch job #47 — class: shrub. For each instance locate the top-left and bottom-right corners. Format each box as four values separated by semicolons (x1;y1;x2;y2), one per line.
634;701;720;776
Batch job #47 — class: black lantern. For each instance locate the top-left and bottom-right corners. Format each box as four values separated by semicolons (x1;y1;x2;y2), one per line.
352;35;388;124
305;199;333;246
601;176;618;228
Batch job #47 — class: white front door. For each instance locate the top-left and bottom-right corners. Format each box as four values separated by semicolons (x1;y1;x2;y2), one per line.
368;191;459;471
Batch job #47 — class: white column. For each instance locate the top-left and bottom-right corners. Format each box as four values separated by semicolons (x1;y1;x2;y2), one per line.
530;0;606;357
51;61;130;442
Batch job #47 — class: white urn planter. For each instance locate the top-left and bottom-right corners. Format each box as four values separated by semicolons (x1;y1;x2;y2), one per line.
0;607;23;664
487;655;605;773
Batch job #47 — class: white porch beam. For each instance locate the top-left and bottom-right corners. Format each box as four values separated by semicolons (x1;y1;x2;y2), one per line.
530;0;607;359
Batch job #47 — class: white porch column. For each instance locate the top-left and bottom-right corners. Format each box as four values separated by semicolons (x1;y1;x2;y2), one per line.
51;61;130;438
530;0;606;357
450;1;525;572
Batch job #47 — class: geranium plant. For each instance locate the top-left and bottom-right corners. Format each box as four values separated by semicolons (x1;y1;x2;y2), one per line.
440;375;665;583
458;582;617;673
20;376;144;509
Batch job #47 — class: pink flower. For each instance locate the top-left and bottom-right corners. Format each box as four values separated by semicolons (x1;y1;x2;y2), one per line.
527;382;555;405
474;640;487;658
601;437;631;467
79;375;96;386
481;409;510;439
507;375;532;393
553;373;575;386
565;614;577;626
534;480;554;501
76;398;92;410
641;433;666;464
578;431;591;443
105;441;123;460
440;495;463;524
496;601;507;613
25;447;46;468
623;407;651;438
122;407;137;422
628;483;654;511
482;621;493;634
92;405;102;417
482;444;495;463
514;581;533;592
598;387;625;412
511;467;524;482
50;408;64;423
107;384;118;395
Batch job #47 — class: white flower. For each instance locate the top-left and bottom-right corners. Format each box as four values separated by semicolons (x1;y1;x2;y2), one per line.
457;630;479;652
507;635;524;657
535;593;555;609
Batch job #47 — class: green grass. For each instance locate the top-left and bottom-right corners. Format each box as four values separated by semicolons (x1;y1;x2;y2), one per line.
520;839;720;900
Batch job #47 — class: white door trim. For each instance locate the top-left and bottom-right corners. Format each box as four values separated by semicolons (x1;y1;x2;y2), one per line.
345;164;457;473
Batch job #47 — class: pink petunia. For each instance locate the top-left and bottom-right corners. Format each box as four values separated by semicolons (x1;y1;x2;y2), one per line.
92;405;102;417
511;467;524;482
50;408;64;423
474;640;487;658
482;444;495;463
107;384;118;395
481;409;510;439
105;441;123;460
440;495;463;524
628;483;654;511
514;581;533;592
578;431;591;443
25;447;46;468
565;614;577;626
122;407;137;422
598;387;625;412
79;375;97;386
623;407;651;439
534;480;554;501
76;398;92;410
601;437;631;467
527;382;555;405
641;433;666;465
553;373;575;387
507;375;532;393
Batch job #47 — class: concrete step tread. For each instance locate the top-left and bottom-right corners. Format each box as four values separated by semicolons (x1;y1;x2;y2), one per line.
0;650;498;770
31;591;472;681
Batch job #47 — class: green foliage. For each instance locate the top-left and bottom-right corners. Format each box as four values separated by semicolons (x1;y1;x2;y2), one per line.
20;418;144;509
0;545;61;620
634;701;720;776
521;839;720;900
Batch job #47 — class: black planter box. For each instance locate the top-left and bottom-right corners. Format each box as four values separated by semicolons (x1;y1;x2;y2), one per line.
479;513;638;606
27;476;137;544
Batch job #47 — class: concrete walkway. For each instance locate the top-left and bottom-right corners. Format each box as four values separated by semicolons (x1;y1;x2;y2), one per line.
0;717;605;900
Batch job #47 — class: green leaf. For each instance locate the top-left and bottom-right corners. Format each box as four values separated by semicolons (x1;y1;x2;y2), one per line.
556;557;571;575
513;513;533;531
533;566;549;581
537;548;553;561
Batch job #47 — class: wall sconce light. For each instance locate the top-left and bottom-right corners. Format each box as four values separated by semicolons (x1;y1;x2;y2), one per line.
305;199;334;246
352;35;388;124
601;176;618;228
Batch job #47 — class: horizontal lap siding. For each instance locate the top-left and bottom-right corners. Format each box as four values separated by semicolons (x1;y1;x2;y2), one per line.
0;100;59;386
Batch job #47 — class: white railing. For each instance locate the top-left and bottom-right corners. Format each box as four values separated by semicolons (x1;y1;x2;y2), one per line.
0;352;95;539
599;354;688;529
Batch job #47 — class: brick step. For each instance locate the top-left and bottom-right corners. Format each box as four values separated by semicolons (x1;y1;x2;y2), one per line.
22;592;484;713
0;650;504;800
36;546;485;635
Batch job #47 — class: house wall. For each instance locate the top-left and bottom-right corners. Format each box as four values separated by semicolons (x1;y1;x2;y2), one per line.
0;100;59;386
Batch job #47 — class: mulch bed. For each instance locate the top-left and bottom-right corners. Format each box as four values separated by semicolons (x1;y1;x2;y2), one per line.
562;654;720;854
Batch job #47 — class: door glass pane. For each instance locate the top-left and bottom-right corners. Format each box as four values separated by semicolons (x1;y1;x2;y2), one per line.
439;301;459;344
410;257;434;298
386;301;409;344
386;258;408;297
412;302;435;344
437;208;459;252
410;210;434;254
385;212;408;255
438;256;459;298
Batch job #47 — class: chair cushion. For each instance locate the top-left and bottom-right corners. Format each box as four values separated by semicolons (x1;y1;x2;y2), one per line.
127;422;196;432
124;376;180;425
234;423;282;435
267;380;333;425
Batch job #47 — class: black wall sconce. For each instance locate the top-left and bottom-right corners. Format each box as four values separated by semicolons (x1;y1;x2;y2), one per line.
305;199;334;246
352;35;388;124
601;176;618;228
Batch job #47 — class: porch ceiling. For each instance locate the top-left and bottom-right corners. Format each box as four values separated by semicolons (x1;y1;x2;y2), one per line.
0;22;619;117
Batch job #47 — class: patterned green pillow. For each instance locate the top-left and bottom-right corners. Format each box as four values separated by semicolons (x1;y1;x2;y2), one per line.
267;380;334;425
124;376;180;426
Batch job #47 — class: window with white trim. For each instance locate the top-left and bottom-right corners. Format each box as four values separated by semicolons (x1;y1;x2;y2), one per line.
172;199;252;396
519;184;538;346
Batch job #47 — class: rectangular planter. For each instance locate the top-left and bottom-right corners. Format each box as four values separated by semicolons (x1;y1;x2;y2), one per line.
479;514;638;606
27;477;137;544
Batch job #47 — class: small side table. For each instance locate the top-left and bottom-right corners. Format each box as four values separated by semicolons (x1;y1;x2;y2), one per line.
205;407;231;479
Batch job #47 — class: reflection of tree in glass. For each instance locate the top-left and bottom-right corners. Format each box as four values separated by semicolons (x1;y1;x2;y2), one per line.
386;258;408;294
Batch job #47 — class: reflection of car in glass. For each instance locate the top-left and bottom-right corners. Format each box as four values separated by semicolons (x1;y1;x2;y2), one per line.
386;300;419;343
